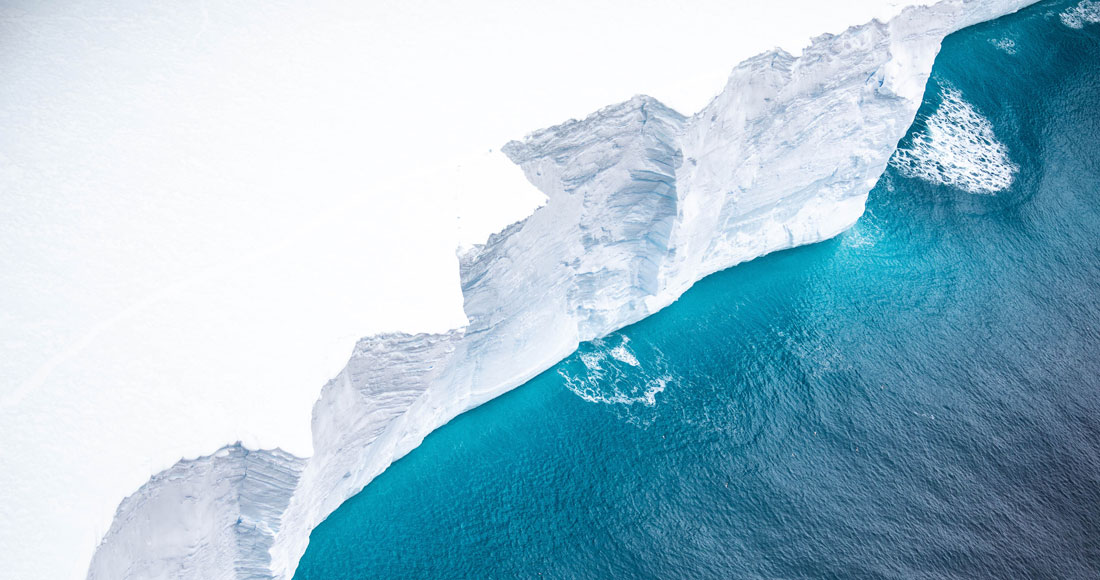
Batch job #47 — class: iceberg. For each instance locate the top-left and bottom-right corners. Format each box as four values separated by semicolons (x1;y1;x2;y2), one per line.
82;0;1037;578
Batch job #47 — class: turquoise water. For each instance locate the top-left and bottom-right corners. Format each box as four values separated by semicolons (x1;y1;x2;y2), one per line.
296;2;1100;578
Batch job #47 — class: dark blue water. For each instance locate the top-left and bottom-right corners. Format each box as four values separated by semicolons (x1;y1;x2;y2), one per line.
296;3;1100;578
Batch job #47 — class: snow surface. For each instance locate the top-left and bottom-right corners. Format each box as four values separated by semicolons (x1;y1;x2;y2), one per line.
0;0;1035;578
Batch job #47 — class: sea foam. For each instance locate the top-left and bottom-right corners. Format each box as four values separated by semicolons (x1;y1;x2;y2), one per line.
890;86;1018;194
561;336;669;407
1061;0;1100;28
989;36;1018;52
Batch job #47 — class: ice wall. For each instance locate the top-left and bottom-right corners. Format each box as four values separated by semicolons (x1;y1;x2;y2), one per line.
88;446;304;580
87;1;1037;578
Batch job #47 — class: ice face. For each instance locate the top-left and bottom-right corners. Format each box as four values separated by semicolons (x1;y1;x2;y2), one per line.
88;446;304;580
83;1;1039;579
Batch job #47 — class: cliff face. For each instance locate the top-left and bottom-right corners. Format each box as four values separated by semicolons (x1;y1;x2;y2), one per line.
88;446;304;580
87;1;1037;578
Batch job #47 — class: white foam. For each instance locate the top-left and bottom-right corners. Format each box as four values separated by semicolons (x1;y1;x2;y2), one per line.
889;86;1018;194
561;336;666;406
609;337;641;367
563;373;669;407
989;37;1017;53
1061;0;1100;28
579;351;606;372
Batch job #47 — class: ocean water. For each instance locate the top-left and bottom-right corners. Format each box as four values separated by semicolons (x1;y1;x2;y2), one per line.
295;2;1100;578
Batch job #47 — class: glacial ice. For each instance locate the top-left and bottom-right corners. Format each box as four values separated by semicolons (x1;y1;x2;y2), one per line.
84;1;1038;578
89;446;304;580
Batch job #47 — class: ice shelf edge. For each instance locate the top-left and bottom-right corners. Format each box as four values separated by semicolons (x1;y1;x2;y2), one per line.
87;1;1038;578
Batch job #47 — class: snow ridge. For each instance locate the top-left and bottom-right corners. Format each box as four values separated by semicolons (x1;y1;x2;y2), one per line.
87;1;1038;578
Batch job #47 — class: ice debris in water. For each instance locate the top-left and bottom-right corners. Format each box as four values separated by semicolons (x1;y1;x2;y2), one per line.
889;86;1018;195
1061;0;1100;28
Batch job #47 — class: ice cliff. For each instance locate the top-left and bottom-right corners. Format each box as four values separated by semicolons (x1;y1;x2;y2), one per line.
87;0;1037;577
89;447;304;580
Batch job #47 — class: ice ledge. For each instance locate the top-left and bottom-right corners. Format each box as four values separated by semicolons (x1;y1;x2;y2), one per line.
88;1;1038;578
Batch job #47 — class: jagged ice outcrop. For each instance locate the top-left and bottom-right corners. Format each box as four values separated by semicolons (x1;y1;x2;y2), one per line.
87;0;1037;577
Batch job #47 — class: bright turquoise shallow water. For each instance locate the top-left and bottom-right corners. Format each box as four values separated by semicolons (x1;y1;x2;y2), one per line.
296;2;1100;577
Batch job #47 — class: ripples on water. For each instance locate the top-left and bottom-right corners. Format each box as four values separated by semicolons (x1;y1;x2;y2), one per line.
296;2;1100;577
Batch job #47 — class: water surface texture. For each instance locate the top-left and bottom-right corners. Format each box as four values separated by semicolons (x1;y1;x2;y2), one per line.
296;2;1100;577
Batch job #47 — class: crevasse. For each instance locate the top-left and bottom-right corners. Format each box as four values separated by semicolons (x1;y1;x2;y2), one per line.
87;0;1037;578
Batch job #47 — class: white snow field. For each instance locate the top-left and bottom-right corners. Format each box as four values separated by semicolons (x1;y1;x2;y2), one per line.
0;0;1035;578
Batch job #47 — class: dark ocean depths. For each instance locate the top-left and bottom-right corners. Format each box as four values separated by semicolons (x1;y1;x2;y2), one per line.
295;1;1100;577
